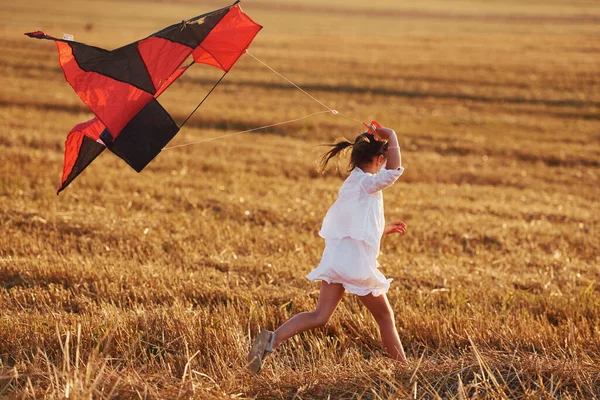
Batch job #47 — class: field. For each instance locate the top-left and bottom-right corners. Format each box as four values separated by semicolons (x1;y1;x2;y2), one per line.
1;0;599;398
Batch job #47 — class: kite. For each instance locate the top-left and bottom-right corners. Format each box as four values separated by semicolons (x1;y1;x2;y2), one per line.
25;1;261;194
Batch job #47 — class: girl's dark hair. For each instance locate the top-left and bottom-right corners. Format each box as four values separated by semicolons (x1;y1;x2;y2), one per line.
319;132;389;172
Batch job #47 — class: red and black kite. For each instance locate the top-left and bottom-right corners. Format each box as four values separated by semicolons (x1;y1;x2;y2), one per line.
26;1;261;193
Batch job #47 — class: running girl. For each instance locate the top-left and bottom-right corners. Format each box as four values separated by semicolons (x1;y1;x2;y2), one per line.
248;125;407;373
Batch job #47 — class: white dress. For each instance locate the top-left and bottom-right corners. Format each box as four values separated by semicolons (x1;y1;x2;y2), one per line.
307;166;404;296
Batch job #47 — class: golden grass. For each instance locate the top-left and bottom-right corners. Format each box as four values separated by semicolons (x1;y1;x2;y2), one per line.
0;0;599;398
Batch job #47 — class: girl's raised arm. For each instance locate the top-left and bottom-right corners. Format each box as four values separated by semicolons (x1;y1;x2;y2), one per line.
375;127;401;170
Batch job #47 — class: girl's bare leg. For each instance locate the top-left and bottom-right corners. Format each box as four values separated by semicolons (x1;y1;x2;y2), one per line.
272;282;345;348
359;293;407;361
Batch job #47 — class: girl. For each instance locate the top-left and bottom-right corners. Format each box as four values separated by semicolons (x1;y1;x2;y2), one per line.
248;125;407;373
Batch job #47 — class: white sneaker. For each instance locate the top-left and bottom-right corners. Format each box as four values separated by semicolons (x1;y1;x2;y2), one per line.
248;330;274;373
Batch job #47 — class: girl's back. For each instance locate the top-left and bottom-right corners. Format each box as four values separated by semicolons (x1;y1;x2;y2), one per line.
321;165;403;251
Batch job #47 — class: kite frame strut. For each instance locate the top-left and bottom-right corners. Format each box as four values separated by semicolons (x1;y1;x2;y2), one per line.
179;71;228;130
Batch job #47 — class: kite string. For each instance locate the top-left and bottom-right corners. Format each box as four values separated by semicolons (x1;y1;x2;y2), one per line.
163;110;333;150
163;51;366;150
244;51;333;113
245;51;364;125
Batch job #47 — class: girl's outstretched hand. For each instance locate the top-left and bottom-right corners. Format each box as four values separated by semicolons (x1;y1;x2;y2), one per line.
384;221;407;236
374;126;396;140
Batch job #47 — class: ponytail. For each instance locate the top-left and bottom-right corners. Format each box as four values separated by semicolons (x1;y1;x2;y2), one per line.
318;133;388;173
318;140;353;172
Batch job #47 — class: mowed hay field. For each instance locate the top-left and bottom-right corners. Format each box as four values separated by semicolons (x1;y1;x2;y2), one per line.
1;0;600;398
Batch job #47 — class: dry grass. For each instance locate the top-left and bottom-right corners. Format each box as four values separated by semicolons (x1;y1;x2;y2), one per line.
1;0;599;398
